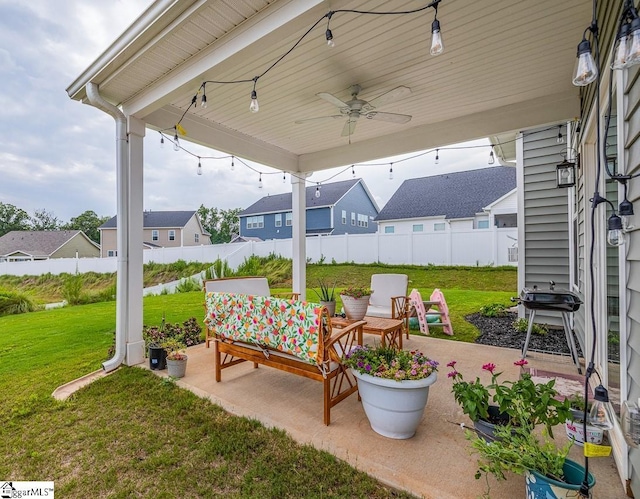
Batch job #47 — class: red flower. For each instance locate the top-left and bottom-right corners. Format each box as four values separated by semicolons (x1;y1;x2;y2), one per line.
482;363;496;374
446;360;457;368
514;359;528;367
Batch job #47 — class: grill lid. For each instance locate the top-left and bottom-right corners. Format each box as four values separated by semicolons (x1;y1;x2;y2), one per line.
518;282;582;312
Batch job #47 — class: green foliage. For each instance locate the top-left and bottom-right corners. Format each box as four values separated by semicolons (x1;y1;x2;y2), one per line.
0;289;36;316
143;316;203;351
339;285;372;299
62;210;110;243
197;205;241;243
30;209;60;231
513;317;548;335
344;344;438;381
206;258;232;279
175;277;201;293
0;202;31;237
235;254;292;284
62;273;84;305
312;279;336;301
479;303;509;317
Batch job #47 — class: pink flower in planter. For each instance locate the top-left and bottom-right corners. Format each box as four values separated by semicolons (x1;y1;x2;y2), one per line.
482;363;496;374
514;359;528;367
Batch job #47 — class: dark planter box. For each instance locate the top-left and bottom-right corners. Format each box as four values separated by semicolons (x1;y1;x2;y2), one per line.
149;345;167;370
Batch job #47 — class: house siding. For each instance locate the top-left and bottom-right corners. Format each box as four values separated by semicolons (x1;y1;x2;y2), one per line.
333;183;378;235
624;64;640;499
50;233;100;258
521;125;569;329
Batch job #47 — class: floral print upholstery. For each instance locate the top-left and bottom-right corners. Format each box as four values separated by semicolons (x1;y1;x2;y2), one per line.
205;292;324;365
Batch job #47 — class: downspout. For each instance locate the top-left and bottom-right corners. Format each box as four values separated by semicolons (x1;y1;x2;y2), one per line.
86;82;129;372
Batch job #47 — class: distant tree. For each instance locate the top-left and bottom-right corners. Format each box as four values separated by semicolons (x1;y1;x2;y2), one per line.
63;210;111;243
197;205;241;243
30;209;60;231
0;203;31;237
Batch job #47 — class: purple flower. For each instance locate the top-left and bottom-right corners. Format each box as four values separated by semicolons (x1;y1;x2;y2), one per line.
446;360;457;368
482;363;496;374
448;370;458;378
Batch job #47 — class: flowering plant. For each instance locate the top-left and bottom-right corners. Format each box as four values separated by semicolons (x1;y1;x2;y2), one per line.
448;360;571;435
340;286;372;299
344;344;438;381
161;338;187;361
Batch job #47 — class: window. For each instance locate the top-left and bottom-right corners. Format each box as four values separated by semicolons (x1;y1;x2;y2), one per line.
275;214;282;227
412;224;424;232
508;247;518;263
168;230;176;241
152;230;159;241
477;220;490;229
107;250;117;257
285;212;292;226
194;233;199;243
342;210;347;224
434;223;446;231
357;214;368;227
385;226;395;234
351;212;356;226
246;216;264;229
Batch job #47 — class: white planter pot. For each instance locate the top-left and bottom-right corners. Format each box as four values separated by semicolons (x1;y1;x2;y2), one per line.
352;369;438;439
167;356;188;378
565;419;604;446
340;295;370;320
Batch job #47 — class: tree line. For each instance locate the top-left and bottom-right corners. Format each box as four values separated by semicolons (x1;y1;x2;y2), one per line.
0;202;241;244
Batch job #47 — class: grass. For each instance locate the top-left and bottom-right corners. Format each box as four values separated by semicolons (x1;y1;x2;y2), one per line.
0;264;516;496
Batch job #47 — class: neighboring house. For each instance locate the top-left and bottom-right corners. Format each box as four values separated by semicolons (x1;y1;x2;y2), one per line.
375;166;517;234
239;179;379;240
0;230;100;262
99;210;211;257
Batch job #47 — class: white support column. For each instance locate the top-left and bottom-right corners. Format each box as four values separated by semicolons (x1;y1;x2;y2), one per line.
291;174;306;299
125;116;145;366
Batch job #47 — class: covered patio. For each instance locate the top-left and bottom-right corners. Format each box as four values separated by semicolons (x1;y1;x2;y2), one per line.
148;335;625;498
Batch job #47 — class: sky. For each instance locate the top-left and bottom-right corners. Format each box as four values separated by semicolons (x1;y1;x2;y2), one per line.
0;0;494;223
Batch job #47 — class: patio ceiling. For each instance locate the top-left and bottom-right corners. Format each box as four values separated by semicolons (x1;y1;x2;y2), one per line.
67;0;591;172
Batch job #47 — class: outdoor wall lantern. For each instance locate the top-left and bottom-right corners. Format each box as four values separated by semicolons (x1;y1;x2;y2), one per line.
556;160;576;188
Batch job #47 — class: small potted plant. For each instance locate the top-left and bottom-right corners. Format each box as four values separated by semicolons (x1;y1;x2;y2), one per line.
339;285;372;320
448;360;594;496
162;338;188;378
344;344;438;439
448;359;571;440
564;393;603;446
312;279;337;316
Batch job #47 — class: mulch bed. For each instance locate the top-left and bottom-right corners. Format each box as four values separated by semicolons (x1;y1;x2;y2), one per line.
467;311;583;357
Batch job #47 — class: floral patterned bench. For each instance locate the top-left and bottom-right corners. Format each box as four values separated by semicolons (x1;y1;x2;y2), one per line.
205;292;364;425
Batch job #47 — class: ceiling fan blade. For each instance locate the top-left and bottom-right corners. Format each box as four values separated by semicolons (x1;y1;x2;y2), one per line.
367;111;412;124
317;92;349;108
366;86;411;109
295;115;343;124
341;120;357;137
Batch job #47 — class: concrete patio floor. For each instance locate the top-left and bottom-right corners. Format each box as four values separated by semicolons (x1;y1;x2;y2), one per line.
149;335;627;499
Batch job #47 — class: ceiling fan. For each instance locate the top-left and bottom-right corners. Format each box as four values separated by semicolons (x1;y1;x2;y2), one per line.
295;84;412;137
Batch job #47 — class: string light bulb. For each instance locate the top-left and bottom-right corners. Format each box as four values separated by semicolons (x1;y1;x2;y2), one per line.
197;158;202;175
588;385;614;430
435;149;440;165
326;12;335;47
315;184;321;198
351;165;356;178
201;93;207;109
557;125;564;144
607;213;626;246
283;172;286;183
626;15;640;66
389;164;394;180
430;14;444;56
231;156;235;171
250;89;259;113
258;173;263;189
572;37;598;86
488;150;495;165
173;132;180;151
160;135;164;148
612;22;631;69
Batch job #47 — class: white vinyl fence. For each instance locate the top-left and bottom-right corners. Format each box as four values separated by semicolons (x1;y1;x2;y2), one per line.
0;228;517;276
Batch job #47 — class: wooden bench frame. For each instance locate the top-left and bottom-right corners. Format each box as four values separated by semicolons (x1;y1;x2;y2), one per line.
211;306;364;425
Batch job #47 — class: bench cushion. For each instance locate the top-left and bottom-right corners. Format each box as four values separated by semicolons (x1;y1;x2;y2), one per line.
206;292;323;365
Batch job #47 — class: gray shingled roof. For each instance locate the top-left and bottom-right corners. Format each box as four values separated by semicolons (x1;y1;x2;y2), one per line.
375;166;516;221
240;179;361;216
0;230;85;257
101;210;196;228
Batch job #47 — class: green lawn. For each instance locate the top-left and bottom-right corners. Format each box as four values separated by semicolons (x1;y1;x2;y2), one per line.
0;264;515;497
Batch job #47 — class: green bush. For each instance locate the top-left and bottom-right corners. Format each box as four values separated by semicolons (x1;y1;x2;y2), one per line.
175;277;201;293
142;316;203;351
513;317;548;336
62;273;84;305
480;303;509;317
0;289;36;316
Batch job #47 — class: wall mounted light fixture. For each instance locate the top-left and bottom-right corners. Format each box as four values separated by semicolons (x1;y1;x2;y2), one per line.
556;160;576;188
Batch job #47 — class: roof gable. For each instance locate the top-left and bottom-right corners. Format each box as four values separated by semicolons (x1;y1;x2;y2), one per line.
376;166;516;221
101;210;197;229
0;230;94;257
240;179;372;216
